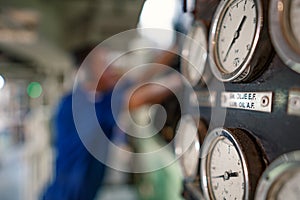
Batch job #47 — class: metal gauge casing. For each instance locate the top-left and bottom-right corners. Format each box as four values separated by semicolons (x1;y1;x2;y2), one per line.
209;0;273;82
200;128;267;200
269;0;300;74
174;115;201;180
195;0;220;21
181;20;209;86
255;150;300;200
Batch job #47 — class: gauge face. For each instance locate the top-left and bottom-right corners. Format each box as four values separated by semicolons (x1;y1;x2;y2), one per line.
200;129;248;199
209;0;272;82
174;115;200;179
217;0;257;73
270;0;300;73
209;136;246;199
255;151;300;200
181;21;208;86
201;128;266;200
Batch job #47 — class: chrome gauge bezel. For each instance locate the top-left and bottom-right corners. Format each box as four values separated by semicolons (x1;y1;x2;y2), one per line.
269;0;300;74
200;128;249;199
174;115;200;180
200;127;267;200
181;20;208;86
209;0;271;82
255;150;300;200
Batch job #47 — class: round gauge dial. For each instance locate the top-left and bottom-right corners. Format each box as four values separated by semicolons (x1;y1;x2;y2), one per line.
255;150;300;200
209;136;246;199
269;0;300;73
200;128;267;200
209;0;272;82
217;0;256;73
181;20;208;86
174;115;201;180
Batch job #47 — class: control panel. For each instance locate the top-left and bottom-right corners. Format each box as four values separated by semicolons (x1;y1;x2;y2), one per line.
175;0;300;199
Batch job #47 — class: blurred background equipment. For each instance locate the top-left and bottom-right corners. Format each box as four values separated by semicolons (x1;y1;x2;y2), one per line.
0;0;143;200
0;0;188;200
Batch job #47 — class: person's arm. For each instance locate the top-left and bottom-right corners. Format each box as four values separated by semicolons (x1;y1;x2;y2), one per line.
126;73;182;111
137;45;179;83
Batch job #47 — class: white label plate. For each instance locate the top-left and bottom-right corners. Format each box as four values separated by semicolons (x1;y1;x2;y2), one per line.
221;92;273;113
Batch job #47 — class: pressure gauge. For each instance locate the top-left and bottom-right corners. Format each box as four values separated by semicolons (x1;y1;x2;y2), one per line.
209;0;273;82
200;128;267;200
255;150;300;200
181;20;208;86
174;115;201;180
269;0;300;74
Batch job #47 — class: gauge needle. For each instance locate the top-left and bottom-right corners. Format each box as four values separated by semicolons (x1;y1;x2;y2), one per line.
223;15;247;62
212;171;239;181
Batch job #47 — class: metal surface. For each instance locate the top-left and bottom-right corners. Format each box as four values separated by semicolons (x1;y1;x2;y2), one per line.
287;89;300;116
218;56;300;162
221;91;273;113
190;91;217;107
174;115;200;180
200;128;266;200
200;128;248;200
208;0;273;82
269;0;300;74
194;0;220;21
181;20;208;86
255;150;300;200
182;0;300;199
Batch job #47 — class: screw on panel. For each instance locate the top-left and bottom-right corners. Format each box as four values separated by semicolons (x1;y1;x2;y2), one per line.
261;96;269;107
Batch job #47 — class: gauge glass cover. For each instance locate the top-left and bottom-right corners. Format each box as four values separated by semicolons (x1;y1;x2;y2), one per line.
174;115;200;179
270;0;300;73
200;128;250;200
182;21;208;86
208;136;246;199
209;0;271;82
255;150;300;200
216;0;257;74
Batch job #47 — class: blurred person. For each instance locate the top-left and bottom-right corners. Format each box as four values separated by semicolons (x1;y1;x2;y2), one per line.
41;44;183;200
41;45;123;200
